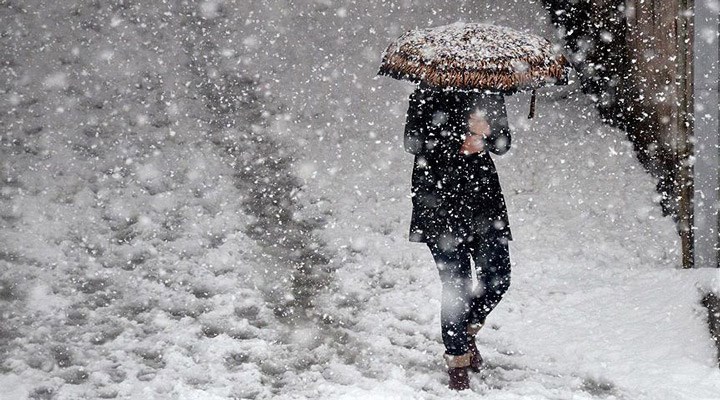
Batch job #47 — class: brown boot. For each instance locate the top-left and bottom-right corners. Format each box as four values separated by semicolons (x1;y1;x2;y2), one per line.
467;323;483;372
444;353;471;390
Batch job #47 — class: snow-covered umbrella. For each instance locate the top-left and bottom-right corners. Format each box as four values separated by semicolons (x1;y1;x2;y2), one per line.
378;22;571;117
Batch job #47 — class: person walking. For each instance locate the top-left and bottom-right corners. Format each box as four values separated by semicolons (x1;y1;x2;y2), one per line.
404;84;513;391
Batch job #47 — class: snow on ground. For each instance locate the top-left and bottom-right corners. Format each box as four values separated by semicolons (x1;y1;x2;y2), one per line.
290;83;720;399
1;0;719;399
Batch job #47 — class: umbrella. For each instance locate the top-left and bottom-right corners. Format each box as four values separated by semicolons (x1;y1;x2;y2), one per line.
378;22;571;117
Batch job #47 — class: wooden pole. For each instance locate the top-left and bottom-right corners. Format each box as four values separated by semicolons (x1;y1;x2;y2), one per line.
676;0;694;268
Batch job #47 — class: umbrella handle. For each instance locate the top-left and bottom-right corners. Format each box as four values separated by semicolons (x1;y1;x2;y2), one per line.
528;89;536;119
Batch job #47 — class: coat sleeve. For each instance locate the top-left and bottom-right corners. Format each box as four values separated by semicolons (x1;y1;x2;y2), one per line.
403;88;428;155
476;94;512;155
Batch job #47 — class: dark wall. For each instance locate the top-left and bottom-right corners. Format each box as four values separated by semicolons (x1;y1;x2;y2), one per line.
541;0;685;221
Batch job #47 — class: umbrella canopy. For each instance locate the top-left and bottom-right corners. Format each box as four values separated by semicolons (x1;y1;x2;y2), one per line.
378;22;570;93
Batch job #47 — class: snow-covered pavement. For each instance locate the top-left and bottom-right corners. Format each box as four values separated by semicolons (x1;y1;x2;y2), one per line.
293;84;720;399
1;0;719;399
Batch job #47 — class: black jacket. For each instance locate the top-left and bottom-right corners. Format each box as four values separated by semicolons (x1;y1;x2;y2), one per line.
404;86;512;245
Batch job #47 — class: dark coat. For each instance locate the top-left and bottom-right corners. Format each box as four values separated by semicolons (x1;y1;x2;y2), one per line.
404;86;512;245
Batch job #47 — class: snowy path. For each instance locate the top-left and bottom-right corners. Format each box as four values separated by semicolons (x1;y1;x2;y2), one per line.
291;83;720;399
2;1;719;399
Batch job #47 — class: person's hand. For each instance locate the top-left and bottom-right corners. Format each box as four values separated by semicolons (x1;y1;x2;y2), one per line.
460;134;485;155
461;113;490;155
468;112;490;137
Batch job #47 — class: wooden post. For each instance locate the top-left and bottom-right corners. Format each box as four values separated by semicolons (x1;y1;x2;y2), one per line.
677;0;694;269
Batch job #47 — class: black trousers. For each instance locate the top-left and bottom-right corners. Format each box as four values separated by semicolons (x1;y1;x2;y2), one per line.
427;236;511;356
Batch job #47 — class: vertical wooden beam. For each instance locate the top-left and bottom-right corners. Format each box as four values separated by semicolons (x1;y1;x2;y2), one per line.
677;0;695;268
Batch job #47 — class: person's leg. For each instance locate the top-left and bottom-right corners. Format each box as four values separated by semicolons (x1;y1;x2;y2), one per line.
469;236;511;326
427;241;473;356
428;240;474;390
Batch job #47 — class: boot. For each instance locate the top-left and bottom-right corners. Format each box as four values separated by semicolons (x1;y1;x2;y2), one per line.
467;323;483;372
444;353;471;390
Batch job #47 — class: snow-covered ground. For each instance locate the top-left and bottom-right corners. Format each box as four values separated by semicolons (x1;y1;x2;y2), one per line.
1;0;719;399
